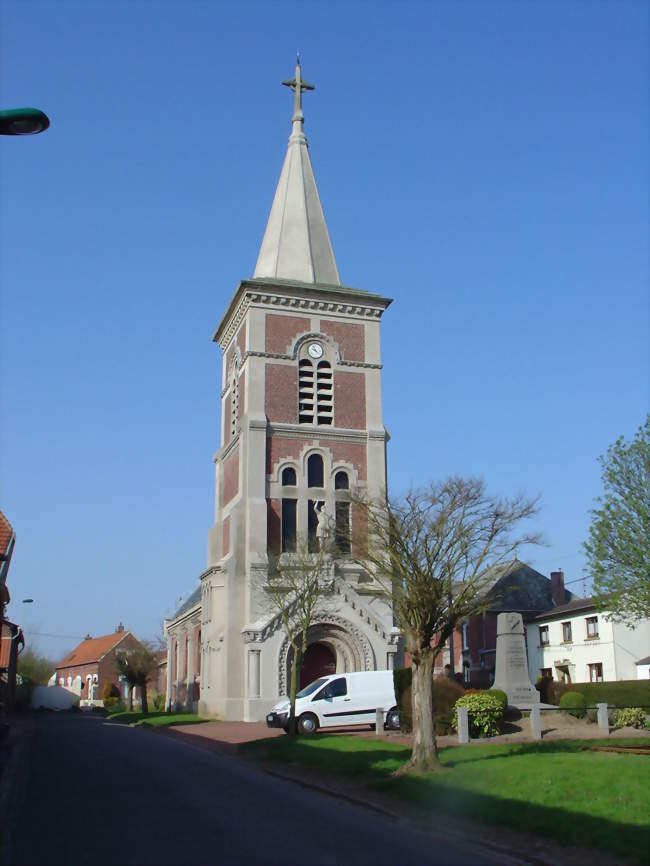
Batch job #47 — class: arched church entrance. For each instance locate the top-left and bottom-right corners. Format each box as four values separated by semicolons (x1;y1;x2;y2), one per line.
300;642;336;688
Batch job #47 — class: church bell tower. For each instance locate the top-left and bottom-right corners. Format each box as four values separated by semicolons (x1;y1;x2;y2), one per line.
198;59;398;721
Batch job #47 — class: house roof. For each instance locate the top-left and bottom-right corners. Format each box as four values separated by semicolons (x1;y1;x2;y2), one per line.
479;559;574;613
531;597;596;621
170;586;201;620
57;630;132;668
635;656;650;666
0;510;14;557
0;621;23;669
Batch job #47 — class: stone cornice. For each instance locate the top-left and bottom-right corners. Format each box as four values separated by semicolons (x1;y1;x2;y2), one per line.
213;279;392;349
242;349;381;371
268;423;369;444
214;432;240;464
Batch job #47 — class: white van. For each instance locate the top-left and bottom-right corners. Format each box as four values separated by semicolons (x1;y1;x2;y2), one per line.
266;670;399;734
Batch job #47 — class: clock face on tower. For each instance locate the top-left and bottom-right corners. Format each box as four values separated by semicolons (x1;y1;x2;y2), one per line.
307;342;323;359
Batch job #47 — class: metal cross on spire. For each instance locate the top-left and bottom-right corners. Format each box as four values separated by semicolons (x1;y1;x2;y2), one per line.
282;54;315;123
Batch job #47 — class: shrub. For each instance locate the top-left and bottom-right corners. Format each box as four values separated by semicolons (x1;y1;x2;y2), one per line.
613;707;647;729
150;692;166;712
392;669;464;734
454;692;504;737
535;675;553;704
487;689;508;714
102;682;120;702
103;696;121;712
559;691;587;718
548;679;650;708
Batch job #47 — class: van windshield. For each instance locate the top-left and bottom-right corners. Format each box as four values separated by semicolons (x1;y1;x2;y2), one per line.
296;678;328;699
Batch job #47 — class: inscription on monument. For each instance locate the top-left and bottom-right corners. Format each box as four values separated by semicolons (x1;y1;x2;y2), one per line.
492;612;540;709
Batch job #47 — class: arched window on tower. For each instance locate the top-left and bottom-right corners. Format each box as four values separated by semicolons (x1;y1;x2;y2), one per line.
334;470;349;490
307;454;324;488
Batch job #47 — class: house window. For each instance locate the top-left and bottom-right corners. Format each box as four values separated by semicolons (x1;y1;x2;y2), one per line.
298;344;333;426
335;502;350;553
562;622;572;643
539;625;549;646
540;668;553;679
588;662;603;683
586;616;599;639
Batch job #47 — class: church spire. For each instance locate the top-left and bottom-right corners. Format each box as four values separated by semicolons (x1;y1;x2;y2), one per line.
253;57;341;286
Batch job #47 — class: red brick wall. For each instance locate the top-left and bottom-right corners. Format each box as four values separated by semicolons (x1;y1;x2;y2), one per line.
222;446;239;505
267;499;282;554
266;437;304;475
320;320;365;363
265;314;308;354
334;371;366;429
265;364;298;423
56;633;150;702
329;442;367;481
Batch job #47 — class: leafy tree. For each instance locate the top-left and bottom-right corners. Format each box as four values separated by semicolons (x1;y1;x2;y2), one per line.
585;415;650;625
263;541;333;736
357;477;539;772
17;647;56;685
114;647;156;713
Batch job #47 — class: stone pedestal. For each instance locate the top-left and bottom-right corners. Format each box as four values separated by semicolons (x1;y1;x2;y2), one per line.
492;612;540;709
457;706;469;744
597;702;609;735
530;705;541;740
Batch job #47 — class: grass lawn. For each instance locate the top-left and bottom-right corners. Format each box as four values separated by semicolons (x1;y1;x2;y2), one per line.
241;735;650;863
106;710;210;728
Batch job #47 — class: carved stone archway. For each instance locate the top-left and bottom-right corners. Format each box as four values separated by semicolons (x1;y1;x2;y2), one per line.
278;614;376;696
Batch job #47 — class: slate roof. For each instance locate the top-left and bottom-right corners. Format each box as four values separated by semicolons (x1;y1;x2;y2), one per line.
480;559;574;613
171;586;201;620
531;597;596;621
636;656;650;666
57;631;132;668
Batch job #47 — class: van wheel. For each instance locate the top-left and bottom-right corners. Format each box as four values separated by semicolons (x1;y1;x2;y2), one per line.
385;709;400;731
297;713;319;735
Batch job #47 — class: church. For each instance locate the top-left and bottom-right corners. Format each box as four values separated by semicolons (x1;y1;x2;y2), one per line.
164;60;400;721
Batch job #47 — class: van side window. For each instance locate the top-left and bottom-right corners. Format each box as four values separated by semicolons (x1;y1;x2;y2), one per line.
314;677;347;700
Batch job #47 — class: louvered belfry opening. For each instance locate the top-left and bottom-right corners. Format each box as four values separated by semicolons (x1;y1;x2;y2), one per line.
316;360;333;425
298;355;333;426
298;358;314;423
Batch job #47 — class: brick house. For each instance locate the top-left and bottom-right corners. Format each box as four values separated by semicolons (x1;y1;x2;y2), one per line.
431;561;575;687
55;625;150;706
0;510;23;713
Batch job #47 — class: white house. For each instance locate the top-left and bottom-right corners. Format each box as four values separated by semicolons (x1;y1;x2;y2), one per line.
636;656;650;680
525;598;650;684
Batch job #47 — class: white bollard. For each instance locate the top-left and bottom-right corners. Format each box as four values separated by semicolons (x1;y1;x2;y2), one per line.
530;705;542;740
597;702;609;735
375;707;384;735
457;706;469;744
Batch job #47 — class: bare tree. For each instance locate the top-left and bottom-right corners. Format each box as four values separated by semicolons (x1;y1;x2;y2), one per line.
263;539;334;736
114;647;157;714
356;477;540;772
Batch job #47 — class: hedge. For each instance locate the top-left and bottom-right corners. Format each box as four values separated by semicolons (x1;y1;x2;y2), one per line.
393;668;465;734
548;679;650;708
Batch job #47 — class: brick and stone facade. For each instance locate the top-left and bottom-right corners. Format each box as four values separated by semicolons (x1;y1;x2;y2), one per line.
165;60;401;721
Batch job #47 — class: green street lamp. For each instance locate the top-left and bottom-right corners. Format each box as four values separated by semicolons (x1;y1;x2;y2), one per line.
0;108;50;136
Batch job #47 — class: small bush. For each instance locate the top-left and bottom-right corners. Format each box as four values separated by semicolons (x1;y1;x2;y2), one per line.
150;692;166;712
433;677;466;735
454;692;504;737
559;691;586;718
487;689;508;714
535;675;553;704
105;699;125;715
613;707;647;729
102;682;120;702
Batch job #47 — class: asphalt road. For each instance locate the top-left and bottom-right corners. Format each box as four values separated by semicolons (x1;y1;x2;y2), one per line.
5;713;501;866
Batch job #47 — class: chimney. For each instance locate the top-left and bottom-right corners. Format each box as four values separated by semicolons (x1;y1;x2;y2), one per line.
551;570;566;606
115;622;125;633
84;633;92;640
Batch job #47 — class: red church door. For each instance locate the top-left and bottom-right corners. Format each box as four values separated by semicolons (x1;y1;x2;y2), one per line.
300;643;336;689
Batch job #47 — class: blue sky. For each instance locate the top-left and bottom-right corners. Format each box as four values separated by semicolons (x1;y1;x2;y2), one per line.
1;0;647;661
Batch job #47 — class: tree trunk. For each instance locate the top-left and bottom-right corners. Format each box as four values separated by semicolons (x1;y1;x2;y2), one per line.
128;687;133;711
287;647;299;736
408;650;442;772
141;683;148;715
